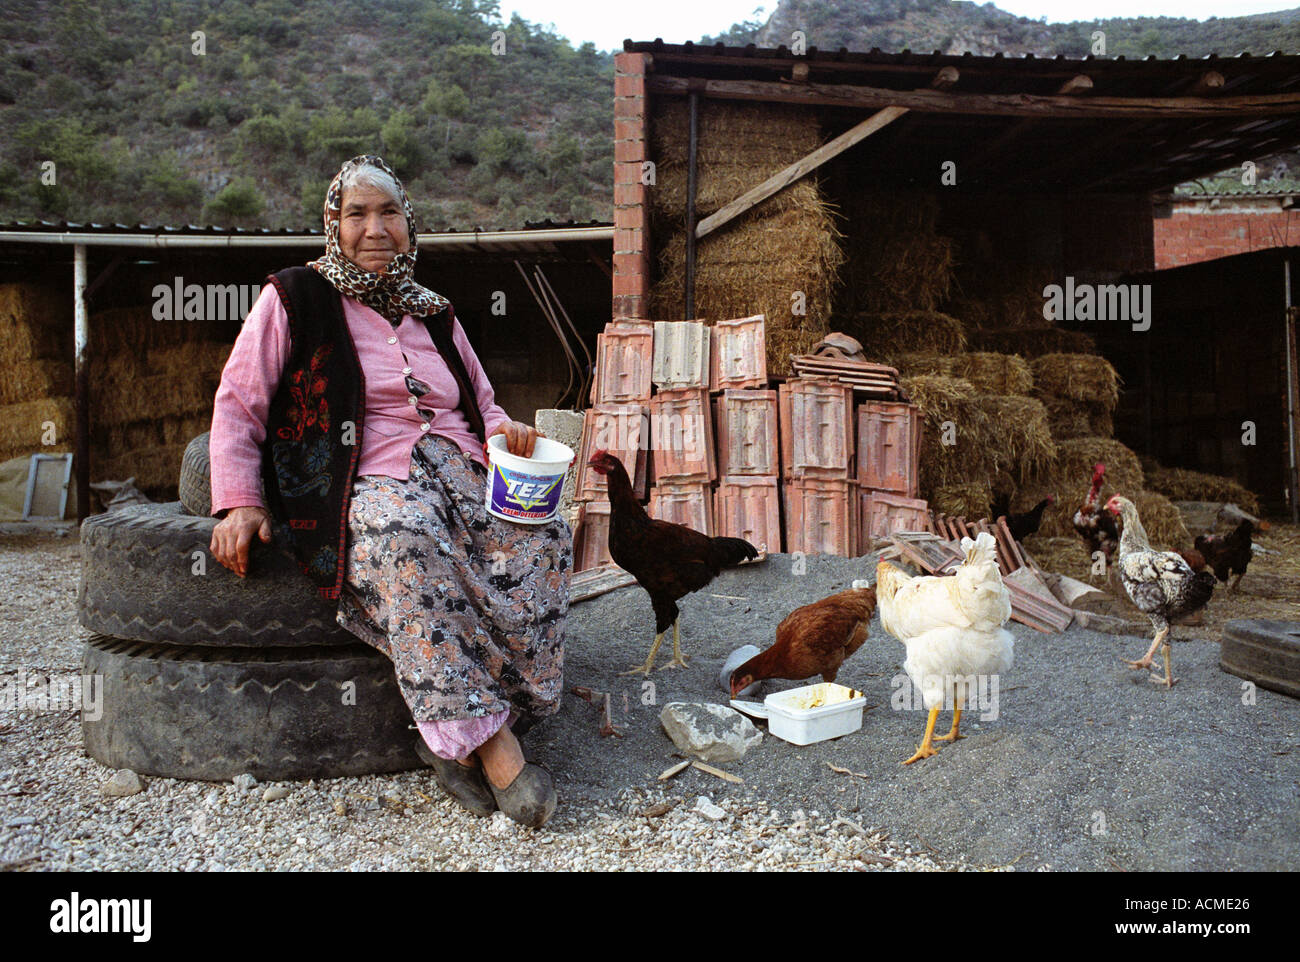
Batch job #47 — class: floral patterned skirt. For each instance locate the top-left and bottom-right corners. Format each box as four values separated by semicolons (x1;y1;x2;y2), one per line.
336;433;571;741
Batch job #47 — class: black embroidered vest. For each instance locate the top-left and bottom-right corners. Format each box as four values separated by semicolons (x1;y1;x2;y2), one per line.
262;266;487;600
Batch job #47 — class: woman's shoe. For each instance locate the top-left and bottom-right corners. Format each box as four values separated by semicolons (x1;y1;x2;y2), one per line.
415;738;497;817
487;762;556;828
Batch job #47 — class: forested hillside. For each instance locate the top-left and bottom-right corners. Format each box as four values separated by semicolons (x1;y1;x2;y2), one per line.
2;0;1298;231
0;0;613;229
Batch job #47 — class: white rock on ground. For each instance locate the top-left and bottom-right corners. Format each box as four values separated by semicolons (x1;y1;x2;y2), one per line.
102;770;144;797
660;702;762;764
693;796;727;821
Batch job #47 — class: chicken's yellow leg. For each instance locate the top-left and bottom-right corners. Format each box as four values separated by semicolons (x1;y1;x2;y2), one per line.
1124;626;1167;671
933;708;965;742
620;631;664;676
1150;639;1177;688
903;707;942;765
658;619;690;671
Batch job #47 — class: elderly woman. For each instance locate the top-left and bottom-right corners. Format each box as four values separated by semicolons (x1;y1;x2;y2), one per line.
208;155;570;828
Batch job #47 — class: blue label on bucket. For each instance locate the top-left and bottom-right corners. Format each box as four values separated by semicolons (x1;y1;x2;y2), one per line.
489;463;563;521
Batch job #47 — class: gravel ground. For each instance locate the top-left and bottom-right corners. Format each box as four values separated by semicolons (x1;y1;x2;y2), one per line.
2;530;1298;871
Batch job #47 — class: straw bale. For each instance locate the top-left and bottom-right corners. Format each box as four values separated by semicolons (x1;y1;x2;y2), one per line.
1144;466;1261;517
650;204;842;376
90;305;231;356
894;352;953;378
951;352;1034;396
967;327;1099;358
650;100;822;220
843;311;966;367
0;284;71;366
975;395;1057;485
0;359;73;405
839;192;954;314
0;398;75;458
1041;396;1113;441
94;443;185;494
1031;353;1121;411
933;481;993;520
900;375;995;495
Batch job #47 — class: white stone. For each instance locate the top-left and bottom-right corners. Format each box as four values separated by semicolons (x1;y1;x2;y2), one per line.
102;769;144;797
660;702;761;764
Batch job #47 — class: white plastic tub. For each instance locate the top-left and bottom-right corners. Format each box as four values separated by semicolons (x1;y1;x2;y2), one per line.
731;682;866;746
484;434;574;524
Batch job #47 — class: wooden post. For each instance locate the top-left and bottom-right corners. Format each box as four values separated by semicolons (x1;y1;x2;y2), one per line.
684;91;699;319
1285;257;1299;523
74;244;89;524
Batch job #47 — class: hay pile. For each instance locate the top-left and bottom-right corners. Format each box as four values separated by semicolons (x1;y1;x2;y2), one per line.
1031;353;1121;441
1144;465;1262;516
647;100;842;375
1015;435;1166;542
1132;490;1192;550
0;284;75;462
842;311;966;368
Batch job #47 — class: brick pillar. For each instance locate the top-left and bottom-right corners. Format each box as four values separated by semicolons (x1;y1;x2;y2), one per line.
613;52;651;320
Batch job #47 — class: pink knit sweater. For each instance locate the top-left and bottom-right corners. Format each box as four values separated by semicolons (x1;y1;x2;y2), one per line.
210;284;511;515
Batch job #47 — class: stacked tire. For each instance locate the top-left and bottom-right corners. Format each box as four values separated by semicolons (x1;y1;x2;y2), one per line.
78;435;421;780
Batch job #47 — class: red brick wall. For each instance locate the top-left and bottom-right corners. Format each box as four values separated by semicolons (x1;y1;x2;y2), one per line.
1155;209;1300;269
612;52;651;319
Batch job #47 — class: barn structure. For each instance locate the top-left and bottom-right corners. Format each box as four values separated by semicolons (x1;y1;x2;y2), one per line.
596;41;1300;535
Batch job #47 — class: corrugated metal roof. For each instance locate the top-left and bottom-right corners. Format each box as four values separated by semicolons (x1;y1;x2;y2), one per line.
0;219;613;251
624;38;1300;69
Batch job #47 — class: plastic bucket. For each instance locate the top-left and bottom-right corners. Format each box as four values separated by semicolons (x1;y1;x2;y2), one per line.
484;434;574;524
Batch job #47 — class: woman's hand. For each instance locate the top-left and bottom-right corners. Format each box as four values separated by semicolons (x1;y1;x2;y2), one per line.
487;421;540;458
210;506;273;578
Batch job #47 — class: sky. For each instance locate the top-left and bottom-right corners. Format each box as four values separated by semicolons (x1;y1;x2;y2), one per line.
498;0;1300;51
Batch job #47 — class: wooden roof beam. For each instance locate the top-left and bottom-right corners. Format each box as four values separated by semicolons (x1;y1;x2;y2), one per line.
647;75;1300;118
962;75;1093;182
694;67;959;239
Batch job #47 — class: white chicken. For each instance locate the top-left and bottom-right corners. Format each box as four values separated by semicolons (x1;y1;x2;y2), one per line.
876;531;1014;764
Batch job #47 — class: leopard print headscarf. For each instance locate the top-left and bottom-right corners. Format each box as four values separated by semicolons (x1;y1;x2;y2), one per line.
307;155;449;327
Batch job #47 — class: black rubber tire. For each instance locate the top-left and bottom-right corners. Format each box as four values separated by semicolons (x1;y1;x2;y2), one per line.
179;432;269;518
1220;619;1300;700
81;634;422;781
178;432;213;517
78;502;355;647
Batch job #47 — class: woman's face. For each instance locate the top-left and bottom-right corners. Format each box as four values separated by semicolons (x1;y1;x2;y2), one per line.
338;184;410;273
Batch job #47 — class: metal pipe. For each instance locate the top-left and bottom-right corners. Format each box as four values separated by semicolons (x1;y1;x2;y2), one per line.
684;91;699;319
0;226;613;249
1285;256;1299;523
74;244;89;523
